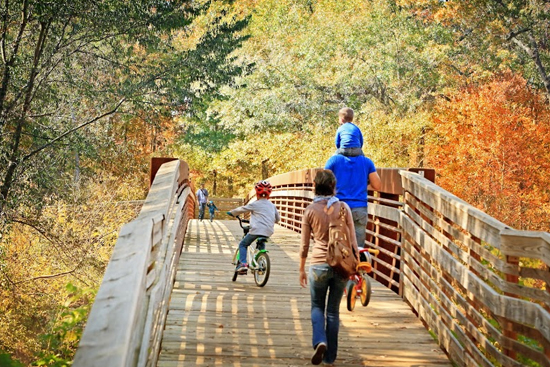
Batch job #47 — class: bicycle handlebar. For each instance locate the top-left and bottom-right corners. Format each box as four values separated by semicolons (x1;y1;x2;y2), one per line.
359;248;380;256
235;215;250;229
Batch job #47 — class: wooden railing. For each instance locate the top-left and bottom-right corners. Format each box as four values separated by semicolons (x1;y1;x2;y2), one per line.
74;162;550;367
251;167;550;367
400;171;550;367
73;159;194;367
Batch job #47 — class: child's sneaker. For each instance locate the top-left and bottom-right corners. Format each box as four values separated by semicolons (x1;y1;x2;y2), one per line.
236;263;248;274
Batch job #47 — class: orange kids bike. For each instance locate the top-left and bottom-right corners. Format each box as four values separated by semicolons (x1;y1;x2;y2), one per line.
346;247;379;311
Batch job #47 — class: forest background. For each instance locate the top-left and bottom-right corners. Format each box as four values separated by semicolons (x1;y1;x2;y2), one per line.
0;0;549;365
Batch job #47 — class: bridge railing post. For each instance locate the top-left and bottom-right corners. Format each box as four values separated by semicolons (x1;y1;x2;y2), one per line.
74;159;194;367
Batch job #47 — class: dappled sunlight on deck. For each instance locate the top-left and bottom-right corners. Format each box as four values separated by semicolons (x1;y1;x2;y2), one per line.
157;219;451;367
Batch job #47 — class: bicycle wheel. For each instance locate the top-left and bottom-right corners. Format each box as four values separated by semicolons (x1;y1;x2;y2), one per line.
253;252;270;287
360;274;372;307
346;280;357;311
232;249;240;282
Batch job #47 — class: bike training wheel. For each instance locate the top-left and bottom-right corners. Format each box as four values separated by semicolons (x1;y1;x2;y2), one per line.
346;280;357;311
360;275;372;307
253;252;270;287
232;249;240;282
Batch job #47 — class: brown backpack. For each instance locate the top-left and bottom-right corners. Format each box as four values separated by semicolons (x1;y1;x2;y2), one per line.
325;202;358;277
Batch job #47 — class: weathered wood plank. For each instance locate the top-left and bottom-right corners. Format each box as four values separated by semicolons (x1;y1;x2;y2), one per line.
401;213;550;343
140;188;193;367
404;193;518;276
73;219;153;367
157;219;451;367
74;159;191;367
400;170;510;247
140;160;179;222
501;229;550;264
368;202;401;223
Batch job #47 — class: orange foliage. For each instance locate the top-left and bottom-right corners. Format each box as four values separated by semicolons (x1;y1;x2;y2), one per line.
426;72;550;230
100;113;177;182
396;0;467;25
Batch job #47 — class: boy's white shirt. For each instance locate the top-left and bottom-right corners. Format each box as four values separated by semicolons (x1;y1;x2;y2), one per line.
230;198;280;237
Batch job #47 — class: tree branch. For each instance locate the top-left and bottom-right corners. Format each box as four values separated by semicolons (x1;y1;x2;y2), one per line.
505;27;531;41
21;98;126;162
511;34;550;96
1;0;9;64
0;0;29;120
13;262;84;285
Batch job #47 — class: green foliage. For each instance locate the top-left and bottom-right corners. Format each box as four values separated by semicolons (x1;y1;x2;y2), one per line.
0;0;249;223
0;172;142;363
0;0;248;362
0;351;24;367
209;0;452;136
33;283;96;367
183;0;454;184
397;0;550;96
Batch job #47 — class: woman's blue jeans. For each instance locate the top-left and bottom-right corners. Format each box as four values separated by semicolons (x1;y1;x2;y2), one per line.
309;263;347;364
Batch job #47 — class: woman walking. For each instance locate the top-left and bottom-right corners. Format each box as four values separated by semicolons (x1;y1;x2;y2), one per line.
299;169;359;365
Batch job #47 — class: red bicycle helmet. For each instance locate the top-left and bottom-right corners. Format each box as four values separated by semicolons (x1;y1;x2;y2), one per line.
254;180;272;198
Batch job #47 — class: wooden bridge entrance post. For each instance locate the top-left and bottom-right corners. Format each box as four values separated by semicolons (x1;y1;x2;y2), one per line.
74;159;195;367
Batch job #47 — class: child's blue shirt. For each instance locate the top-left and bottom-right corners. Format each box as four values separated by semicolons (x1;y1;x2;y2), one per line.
335;122;363;149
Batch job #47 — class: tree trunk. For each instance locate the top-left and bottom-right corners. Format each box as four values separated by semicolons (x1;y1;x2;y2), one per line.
261;158;269;179
212;170;217;196
1;21;50;211
512;34;550;99
0;0;30;125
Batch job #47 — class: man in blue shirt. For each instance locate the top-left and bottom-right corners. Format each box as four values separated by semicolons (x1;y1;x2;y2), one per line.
325;149;381;249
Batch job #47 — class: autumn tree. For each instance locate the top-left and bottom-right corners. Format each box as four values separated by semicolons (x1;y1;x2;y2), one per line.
182;0;462;189
210;0;451;131
0;0;249;363
397;0;550;98
426;72;550;230
0;0;249;224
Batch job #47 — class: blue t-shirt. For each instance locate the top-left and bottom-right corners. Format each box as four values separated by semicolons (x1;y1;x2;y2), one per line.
335;122;363;149
324;154;376;209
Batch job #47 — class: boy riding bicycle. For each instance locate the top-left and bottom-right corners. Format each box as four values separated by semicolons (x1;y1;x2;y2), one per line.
227;181;280;274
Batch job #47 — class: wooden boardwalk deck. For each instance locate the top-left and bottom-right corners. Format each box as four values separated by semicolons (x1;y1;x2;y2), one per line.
157;219;451;367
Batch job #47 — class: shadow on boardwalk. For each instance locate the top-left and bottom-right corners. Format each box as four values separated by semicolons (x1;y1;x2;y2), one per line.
157;219;451;367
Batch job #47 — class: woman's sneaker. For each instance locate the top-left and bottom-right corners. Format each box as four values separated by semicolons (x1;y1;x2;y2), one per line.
311;342;326;365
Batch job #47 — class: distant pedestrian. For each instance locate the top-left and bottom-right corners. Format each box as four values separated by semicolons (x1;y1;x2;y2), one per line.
207;200;219;222
196;183;209;221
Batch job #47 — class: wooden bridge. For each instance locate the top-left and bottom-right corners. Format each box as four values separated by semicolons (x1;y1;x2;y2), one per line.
73;159;550;367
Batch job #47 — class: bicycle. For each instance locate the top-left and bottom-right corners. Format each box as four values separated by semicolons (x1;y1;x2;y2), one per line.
230;215;271;287
346;247;379;311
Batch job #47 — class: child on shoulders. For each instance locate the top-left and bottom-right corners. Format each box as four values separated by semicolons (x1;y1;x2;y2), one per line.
334;107;364;157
